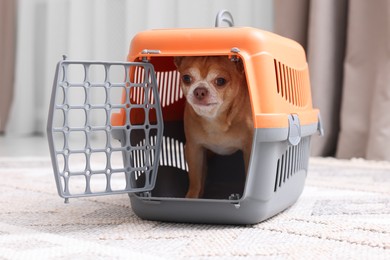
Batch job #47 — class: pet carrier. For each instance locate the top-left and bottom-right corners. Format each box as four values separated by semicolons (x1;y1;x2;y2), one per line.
47;11;323;224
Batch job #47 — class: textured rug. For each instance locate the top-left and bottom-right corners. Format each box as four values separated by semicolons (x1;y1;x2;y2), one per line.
0;157;389;259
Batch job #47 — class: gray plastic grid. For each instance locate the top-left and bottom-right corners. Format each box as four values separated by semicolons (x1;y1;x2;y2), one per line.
47;58;163;199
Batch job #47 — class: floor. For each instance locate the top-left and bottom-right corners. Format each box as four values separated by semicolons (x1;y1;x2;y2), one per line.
0;135;50;157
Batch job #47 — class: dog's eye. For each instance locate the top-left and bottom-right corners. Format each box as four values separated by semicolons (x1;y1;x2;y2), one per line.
215;77;227;87
182;75;192;84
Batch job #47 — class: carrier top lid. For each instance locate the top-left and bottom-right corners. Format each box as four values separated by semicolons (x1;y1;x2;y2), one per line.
128;27;320;129
128;27;307;70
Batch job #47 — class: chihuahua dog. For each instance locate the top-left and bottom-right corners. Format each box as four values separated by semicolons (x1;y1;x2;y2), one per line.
174;56;253;198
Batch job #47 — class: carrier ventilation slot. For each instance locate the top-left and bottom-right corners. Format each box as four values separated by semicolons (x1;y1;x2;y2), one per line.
132;68;188;174
133;136;188;174
133;68;183;107
274;137;310;192
274;59;308;107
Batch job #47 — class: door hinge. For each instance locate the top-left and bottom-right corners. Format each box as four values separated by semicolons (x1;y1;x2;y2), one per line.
288;114;301;146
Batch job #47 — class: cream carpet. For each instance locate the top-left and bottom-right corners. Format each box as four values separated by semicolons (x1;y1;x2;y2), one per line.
0;157;389;259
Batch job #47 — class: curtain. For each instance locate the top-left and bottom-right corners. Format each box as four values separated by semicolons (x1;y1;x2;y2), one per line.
5;0;273;136
0;0;17;133
275;0;390;161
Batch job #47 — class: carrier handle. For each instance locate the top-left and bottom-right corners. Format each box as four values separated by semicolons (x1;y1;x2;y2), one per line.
215;10;234;27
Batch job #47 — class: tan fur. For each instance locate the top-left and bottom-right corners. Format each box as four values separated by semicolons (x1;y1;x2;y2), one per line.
174;56;253;198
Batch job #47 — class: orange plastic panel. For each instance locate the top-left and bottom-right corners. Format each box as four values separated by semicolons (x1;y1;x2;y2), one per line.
113;27;318;129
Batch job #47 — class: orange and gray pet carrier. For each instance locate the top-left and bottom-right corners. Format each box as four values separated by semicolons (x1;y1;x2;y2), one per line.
47;12;323;224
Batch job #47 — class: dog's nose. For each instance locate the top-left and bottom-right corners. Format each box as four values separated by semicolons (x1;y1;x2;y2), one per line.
194;87;208;100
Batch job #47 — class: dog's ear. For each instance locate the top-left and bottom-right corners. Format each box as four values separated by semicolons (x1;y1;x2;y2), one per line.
173;56;183;68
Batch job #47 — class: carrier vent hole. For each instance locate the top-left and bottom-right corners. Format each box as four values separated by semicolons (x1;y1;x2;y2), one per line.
130;129;146;147
110;151;124;170
274;59;308;107
274;137;310;192
159;136;188;172
89;130;107;150
149;108;158;125
57;154;65;173
68;153;87;173
109;65;126;84
53;109;65;129
89;152;107;171
88;64;106;83
156;70;183;107
66;64;85;83
110;172;127;191
68;175;87;195
89;173;108;193
134;67;183;108
53;132;65;151
67;109;87;128
56;86;65;104
89;108;107;127
130;108;145;125
68;131;87;151
130;86;146;105
88;86;107;105
109;86;126;105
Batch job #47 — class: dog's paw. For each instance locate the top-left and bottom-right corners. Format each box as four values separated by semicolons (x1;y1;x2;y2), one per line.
185;190;200;199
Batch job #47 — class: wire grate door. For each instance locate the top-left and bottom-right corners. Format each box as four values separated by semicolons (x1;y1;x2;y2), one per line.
47;59;163;199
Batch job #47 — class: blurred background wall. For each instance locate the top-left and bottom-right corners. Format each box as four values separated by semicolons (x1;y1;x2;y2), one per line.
2;0;273;136
2;0;390;161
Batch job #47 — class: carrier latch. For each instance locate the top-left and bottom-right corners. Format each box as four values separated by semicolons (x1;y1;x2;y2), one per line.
140;49;161;62
228;193;241;209
317;112;325;136
287;114;301;146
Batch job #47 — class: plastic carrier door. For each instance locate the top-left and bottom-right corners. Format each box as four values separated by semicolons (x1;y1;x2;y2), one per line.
47;60;163;199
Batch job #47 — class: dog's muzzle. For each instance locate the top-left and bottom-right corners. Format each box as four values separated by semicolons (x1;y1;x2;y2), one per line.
194;87;208;101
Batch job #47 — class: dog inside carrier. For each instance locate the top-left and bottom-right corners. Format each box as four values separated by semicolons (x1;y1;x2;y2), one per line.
47;11;323;224
109;55;248;200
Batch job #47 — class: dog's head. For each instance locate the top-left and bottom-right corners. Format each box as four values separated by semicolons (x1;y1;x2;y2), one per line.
174;56;246;119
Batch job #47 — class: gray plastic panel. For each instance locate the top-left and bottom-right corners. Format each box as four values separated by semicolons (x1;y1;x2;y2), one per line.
129;124;316;224
47;59;163;199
